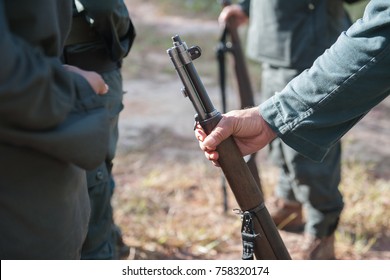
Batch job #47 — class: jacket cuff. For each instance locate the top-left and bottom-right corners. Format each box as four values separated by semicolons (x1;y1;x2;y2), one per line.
259;97;329;162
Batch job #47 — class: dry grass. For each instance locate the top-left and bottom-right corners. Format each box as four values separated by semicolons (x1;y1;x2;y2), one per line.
112;127;390;259
337;162;390;255
112;128;244;259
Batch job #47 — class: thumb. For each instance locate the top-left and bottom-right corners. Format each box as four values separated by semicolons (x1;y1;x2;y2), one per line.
203;120;232;150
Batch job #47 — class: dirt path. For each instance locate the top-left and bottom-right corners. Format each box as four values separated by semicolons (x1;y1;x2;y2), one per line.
114;0;390;260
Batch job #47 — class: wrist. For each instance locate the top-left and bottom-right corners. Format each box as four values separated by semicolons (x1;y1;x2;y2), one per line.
258;112;277;144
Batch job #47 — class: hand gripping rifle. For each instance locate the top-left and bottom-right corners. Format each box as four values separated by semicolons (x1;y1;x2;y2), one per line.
167;35;291;260
216;0;262;212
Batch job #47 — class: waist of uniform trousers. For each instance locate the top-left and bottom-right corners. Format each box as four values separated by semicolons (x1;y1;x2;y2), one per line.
63;46;121;74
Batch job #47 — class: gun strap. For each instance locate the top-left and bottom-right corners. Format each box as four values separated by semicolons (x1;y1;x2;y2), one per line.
237;203;264;260
241;211;257;260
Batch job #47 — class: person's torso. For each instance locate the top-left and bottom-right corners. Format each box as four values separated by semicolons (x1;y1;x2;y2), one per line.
247;0;352;69
1;0;91;259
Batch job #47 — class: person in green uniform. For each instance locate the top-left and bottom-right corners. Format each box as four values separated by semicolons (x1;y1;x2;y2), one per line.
0;0;110;259
218;0;354;259
198;0;389;260
62;0;135;259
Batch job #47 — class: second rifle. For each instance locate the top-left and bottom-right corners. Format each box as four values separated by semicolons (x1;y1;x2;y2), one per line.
216;0;262;211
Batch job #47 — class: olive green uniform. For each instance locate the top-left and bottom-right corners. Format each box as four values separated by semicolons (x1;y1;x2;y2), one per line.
240;0;351;238
0;0;109;259
63;0;135;259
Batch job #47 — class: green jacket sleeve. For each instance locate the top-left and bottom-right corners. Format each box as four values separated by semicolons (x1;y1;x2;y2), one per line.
0;4;74;130
260;0;390;162
0;1;109;169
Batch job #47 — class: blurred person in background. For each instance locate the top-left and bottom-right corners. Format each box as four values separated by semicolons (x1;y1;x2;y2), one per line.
218;0;358;259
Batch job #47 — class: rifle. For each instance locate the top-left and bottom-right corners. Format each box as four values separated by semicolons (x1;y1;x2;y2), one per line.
167;35;290;260
216;0;262;202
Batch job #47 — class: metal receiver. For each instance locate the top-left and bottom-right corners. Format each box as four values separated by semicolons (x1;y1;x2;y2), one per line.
167;35;220;127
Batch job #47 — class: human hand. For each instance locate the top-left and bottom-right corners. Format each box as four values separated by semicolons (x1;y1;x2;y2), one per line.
218;4;248;27
195;107;276;166
63;64;109;95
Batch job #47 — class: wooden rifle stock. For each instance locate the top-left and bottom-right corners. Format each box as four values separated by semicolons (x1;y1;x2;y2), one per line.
167;35;290;260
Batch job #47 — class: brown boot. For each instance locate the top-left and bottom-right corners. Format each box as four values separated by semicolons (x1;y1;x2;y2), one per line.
270;199;304;232
300;233;336;260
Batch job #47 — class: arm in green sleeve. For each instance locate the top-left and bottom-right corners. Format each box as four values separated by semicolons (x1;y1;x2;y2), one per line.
0;4;75;130
0;2;109;168
260;0;390;161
